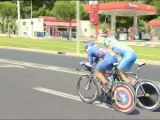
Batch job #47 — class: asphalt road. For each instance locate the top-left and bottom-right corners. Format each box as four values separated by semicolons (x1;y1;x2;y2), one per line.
0;48;160;119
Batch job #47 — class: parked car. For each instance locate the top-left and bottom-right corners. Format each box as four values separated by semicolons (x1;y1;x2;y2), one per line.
90;33;106;39
90;33;107;41
60;31;76;39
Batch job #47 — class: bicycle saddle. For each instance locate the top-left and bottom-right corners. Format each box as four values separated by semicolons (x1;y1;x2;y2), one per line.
113;63;119;66
136;62;146;67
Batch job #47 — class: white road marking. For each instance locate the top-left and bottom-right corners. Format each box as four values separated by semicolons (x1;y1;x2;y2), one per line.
0;58;85;75
0;58;159;82
0;64;25;69
33;87;113;110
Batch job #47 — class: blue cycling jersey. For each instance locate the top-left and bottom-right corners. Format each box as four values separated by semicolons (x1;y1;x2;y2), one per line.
104;37;137;71
111;43;137;71
87;46;116;66
112;44;135;57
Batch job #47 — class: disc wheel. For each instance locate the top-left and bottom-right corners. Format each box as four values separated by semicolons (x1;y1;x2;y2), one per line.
111;82;136;113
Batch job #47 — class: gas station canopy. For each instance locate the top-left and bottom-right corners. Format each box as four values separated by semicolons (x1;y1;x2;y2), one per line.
85;2;157;39
85;2;157;16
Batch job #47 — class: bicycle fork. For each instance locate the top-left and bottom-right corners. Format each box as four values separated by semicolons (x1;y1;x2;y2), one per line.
138;82;149;97
85;75;92;90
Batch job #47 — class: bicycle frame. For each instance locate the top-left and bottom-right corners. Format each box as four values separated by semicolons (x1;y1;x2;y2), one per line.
135;63;146;81
88;63;120;94
128;63;146;95
85;68;94;90
78;62;134;94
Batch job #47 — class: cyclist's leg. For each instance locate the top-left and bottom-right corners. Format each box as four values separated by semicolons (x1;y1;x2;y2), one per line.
117;53;136;84
116;69;132;83
95;58;113;85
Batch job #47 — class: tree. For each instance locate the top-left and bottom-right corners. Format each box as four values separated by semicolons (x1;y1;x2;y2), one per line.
20;0;56;18
52;1;85;40
0;2;17;37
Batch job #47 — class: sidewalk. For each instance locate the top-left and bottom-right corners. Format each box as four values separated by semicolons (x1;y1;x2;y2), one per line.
75;36;160;47
94;38;160;47
118;40;160;47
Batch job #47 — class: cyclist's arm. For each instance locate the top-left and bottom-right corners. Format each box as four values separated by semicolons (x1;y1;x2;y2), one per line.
94;57;100;65
87;52;94;66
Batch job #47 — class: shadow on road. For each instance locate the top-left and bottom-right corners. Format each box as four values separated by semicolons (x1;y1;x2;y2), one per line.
152;107;160;112
128;109;140;115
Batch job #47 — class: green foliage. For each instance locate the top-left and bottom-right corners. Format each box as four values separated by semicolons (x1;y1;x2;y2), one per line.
52;1;76;20
52;1;86;40
155;16;160;20
116;17;133;28
22;5;31;18
0;2;17;18
80;4;89;20
0;2;17;36
20;0;56;18
38;6;47;16
32;10;39;18
138;19;150;32
52;1;85;20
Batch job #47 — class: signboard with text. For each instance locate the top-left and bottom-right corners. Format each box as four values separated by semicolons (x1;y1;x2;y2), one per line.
89;4;98;25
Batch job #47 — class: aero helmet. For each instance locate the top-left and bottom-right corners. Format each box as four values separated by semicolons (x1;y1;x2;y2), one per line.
84;42;97;52
104;37;118;47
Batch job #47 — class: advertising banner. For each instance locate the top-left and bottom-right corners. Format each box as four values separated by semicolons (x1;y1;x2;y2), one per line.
89;4;98;25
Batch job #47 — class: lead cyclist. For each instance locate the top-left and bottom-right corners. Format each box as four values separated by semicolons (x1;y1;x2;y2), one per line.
104;37;137;85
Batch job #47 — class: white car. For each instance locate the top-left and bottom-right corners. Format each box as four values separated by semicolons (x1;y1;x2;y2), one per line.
90;33;106;38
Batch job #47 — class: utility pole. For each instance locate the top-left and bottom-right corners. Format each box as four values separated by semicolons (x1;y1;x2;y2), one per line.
17;0;20;37
76;1;80;54
31;0;33;38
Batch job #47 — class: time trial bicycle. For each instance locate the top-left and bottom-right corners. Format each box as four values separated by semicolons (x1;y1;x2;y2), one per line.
76;61;136;114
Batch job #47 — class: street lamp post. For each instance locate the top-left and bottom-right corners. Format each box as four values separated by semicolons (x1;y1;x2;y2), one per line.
17;0;20;37
76;1;80;54
31;0;33;38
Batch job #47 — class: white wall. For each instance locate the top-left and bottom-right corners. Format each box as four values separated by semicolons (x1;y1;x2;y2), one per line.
19;18;44;37
89;0;98;4
80;20;91;37
18;18;92;38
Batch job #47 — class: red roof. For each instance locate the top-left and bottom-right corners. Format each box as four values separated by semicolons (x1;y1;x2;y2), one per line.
149;20;160;26
44;21;77;27
43;16;76;23
85;2;157;16
43;16;77;27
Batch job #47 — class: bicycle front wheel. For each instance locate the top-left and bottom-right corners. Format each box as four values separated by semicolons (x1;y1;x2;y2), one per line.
135;80;160;111
111;82;136;114
77;75;99;104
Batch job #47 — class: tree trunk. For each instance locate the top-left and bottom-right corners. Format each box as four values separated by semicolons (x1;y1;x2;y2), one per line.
7;18;10;38
68;19;72;41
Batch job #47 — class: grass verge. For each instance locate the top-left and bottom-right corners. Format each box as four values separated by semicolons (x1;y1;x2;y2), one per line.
0;36;160;61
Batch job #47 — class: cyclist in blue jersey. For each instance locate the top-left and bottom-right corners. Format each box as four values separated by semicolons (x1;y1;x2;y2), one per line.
104;37;137;84
84;42;118;86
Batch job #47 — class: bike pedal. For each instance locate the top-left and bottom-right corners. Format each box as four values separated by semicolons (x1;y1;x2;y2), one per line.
111;98;115;102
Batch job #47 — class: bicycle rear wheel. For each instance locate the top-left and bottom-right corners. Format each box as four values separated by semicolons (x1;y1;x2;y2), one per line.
77;75;99;104
111;82;136;113
135;80;160;111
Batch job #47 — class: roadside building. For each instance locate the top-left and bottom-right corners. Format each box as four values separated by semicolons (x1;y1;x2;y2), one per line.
18;16;91;38
149;20;160;41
